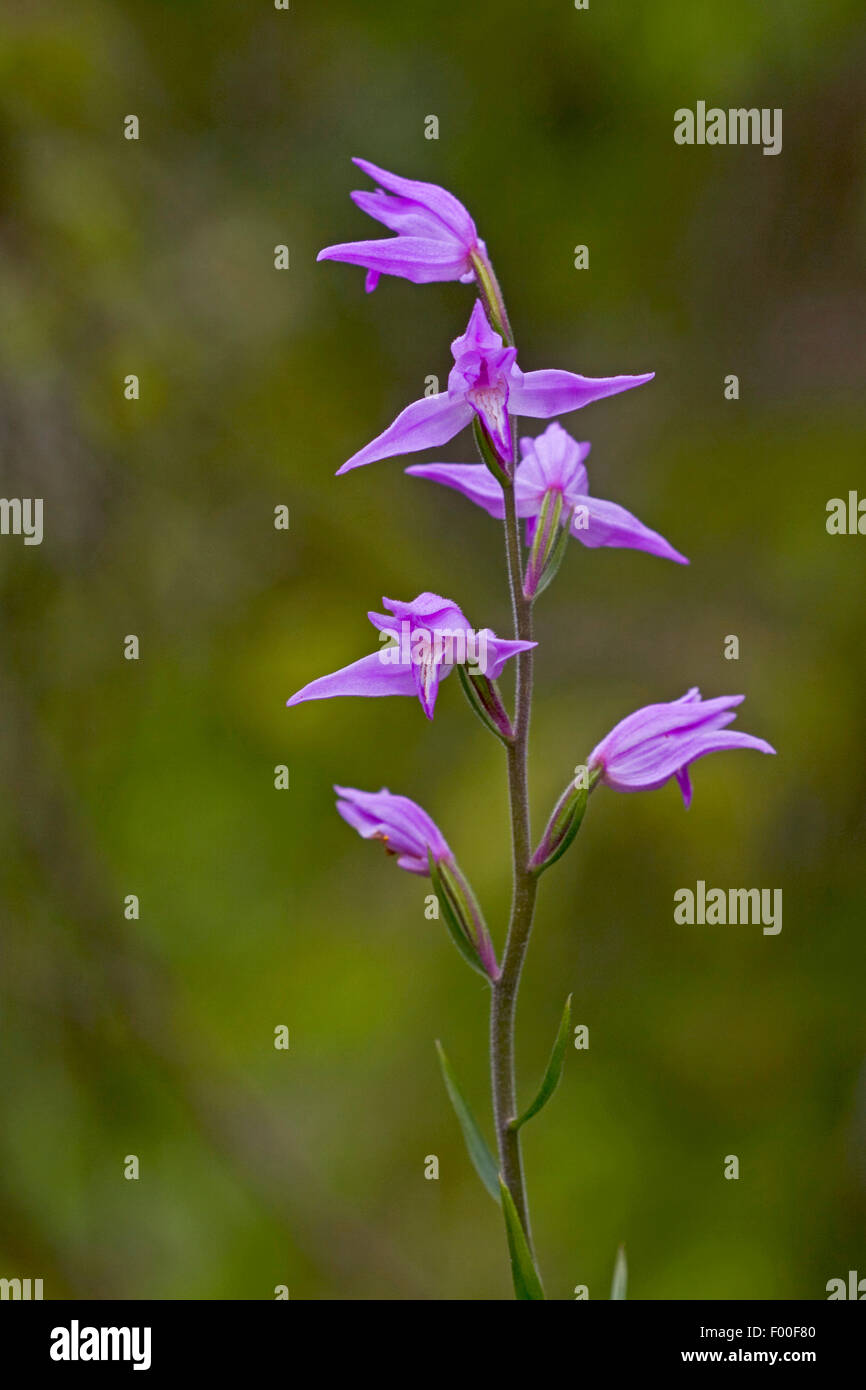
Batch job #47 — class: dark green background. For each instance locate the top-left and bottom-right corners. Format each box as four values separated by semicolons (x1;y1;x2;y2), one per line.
1;0;864;1299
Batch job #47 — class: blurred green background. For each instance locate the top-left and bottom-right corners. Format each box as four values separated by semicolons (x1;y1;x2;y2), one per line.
1;0;864;1300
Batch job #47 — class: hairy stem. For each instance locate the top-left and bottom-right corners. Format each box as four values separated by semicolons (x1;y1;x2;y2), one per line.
473;250;542;1268
490;481;538;1247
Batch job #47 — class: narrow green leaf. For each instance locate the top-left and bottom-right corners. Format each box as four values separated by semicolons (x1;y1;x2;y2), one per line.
511;994;572;1130
435;1041;500;1202
610;1244;627;1300
499;1178;546;1300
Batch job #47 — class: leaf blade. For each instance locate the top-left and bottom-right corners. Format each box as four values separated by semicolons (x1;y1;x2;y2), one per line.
512;994;572;1130
610;1244;628;1300
499;1178;546;1300
435;1041;500;1202
456;663;511;745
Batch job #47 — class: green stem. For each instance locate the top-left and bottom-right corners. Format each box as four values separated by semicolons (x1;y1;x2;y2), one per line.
490;481;538;1248
474;248;542;1273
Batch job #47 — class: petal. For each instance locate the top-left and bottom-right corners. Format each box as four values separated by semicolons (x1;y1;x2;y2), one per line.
593;693;745;763
351;157;477;243
317;235;473;284
508;368;654;418
450;299;514;367
600;725;774;793
569;494;689;564
468;385;513;463
513;470;548;519
518;423;591;496
334;790;392;839
683;729;777;762
366;609;399;637
351;190;453;240
411;649;448;720
379;592;469;627
405;462;507;519
393;855;429;875
334;784;451;862
473;631;537;680
337;393;473;474
675;767;693;808
287;651;417;705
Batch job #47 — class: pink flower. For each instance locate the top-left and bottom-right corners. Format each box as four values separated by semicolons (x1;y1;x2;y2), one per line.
588;688;775;807
338;302;653;474
317;158;481;293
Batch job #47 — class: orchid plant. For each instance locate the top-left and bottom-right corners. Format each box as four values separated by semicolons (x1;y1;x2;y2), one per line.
293;158;776;1300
